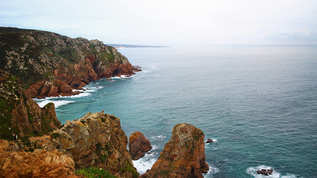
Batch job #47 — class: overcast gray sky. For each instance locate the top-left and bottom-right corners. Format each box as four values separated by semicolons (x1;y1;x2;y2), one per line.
1;0;317;46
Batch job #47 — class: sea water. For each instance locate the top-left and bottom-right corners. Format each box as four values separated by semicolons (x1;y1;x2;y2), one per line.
36;45;317;177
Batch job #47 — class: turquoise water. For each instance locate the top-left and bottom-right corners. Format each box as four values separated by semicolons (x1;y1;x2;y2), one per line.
36;46;317;177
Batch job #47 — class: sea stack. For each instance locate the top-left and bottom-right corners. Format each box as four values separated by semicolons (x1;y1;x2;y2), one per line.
129;131;152;160
142;123;209;178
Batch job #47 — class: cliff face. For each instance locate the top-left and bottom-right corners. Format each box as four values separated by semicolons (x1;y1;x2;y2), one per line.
27;112;138;178
143;123;209;178
0;70;61;140
0;112;138;178
0;27;136;98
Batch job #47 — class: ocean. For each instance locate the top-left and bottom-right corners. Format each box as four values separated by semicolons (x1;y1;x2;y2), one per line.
35;45;317;177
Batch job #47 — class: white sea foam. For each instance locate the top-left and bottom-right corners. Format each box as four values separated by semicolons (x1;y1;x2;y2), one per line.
110;75;132;80
204;164;219;177
132;146;158;175
246;165;296;178
37;100;75;108
150;135;166;141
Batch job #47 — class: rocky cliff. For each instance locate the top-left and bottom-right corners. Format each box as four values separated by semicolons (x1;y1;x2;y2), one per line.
0;112;139;178
22;112;138;178
0;27;137;98
0;69;61;140
142;123;209;178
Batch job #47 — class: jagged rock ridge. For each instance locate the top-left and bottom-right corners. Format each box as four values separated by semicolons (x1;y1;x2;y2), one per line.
0;27;137;98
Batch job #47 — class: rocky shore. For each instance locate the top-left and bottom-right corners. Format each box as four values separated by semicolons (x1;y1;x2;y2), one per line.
0;27;139;99
0;28;210;177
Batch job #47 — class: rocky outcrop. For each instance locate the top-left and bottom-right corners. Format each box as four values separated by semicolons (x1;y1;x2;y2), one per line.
257;169;273;176
26;112;139;178
206;138;213;143
142;123;209;178
0;70;61;140
0;27;138;98
0;149;77;177
0;112;139;178
129;131;152;160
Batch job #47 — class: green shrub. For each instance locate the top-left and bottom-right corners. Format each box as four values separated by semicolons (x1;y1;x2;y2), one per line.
76;167;115;178
120;162;139;178
50;132;60;139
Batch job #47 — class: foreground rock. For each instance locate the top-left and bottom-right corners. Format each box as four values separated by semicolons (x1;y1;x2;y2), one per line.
129;131;152;160
142;123;209;178
0;148;77;177
0;27;137;98
0;70;61;140
34;112;138;178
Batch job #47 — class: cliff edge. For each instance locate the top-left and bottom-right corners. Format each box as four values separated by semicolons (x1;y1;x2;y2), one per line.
0;27;137;98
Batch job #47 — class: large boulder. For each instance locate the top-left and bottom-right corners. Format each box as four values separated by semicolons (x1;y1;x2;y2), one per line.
129;131;152;160
142;123;209;178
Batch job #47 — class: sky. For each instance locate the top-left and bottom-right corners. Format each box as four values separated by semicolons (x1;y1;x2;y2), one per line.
1;0;317;46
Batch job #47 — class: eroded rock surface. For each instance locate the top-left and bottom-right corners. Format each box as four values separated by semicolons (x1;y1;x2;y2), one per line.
0;27;137;98
34;112;138;178
0;148;77;177
142;123;209;178
0;69;61;139
129;131;152;160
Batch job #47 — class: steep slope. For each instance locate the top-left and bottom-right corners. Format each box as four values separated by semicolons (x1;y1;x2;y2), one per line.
0;69;61;140
0;27;136;98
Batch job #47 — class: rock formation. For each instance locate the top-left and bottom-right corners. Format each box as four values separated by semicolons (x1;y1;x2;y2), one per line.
142;123;209;178
206;138;213;143
129;131;152;160
0;27;139;98
0;148;77;177
0;69;61;140
0;112;139;178
257;169;273;176
28;112;138;178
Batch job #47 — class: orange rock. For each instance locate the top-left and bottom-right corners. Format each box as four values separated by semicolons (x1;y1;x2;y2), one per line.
142;123;209;178
0;149;78;177
129;132;152;160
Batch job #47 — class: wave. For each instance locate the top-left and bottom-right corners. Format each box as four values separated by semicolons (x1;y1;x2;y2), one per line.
150;135;166;141
110;75;133;80
132;145;158;175
204;164;219;177
246;165;296;178
37;100;75;108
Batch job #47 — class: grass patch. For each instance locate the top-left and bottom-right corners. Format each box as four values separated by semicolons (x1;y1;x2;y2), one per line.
120;162;139;178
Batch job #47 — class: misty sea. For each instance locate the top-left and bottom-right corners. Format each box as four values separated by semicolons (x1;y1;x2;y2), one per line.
35;45;317;177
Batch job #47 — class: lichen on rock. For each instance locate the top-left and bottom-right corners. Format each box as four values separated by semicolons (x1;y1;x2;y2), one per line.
142;123;209;178
0;27;138;98
0;69;61;140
